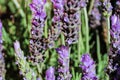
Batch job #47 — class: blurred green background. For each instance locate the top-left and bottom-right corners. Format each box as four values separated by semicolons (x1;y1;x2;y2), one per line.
0;0;31;79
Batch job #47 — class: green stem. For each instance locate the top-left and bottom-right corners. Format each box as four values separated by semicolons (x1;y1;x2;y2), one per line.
96;30;101;74
81;10;85;53
88;0;95;15
96;30;101;62
83;7;89;53
12;0;25;17
78;28;81;60
36;64;43;80
61;33;65;45
107;16;110;47
44;19;49;62
78;11;81;61
44;20;48;38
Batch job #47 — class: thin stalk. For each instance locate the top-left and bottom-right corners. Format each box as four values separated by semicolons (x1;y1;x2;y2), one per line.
36;64;43;80
107;16;110;47
44;19;49;70
88;0;95;15
69;47;71;68
78;11;81;61
61;33;65;45
81;10;85;53
44;20;48;38
12;0;25;17
83;7;89;53
42;18;48;80
96;30;101;62
78;27;81;60
96;30;101;74
80;31;85;53
106;74;109;80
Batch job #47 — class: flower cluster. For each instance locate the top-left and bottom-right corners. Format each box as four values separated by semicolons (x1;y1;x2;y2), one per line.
106;1;120;79
61;0;82;45
50;0;86;45
114;1;120;15
56;45;71;80
0;20;2;45
47;0;65;48
101;0;113;16
89;0;101;29
106;14;120;80
29;0;47;63
80;53;98;80
0;20;6;80
45;66;55;80
14;41;37;80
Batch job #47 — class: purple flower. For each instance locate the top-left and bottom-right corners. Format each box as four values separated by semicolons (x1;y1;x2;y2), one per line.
14;41;25;59
30;0;46;39
106;2;120;78
47;0;64;48
106;14;120;80
0;20;5;80
14;41;37;80
102;0;113;15
80;53;98;80
50;0;82;46
30;0;46;18
51;0;64;22
56;45;71;80
45;66;55;80
29;0;46;39
111;15;118;26
61;0;81;45
113;67;120;80
79;0;88;8
89;0;101;29
51;0;64;13
29;0;47;63
113;1;120;15
110;14;120;49
0;20;2;44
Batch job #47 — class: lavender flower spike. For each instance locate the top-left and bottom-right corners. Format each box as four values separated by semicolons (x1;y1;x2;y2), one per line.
0;20;2;44
102;0;113;15
56;45;71;80
29;0;47;63
0;20;6;80
45;66;55;80
61;0;81;45
89;0;101;29
80;53;98;80
106;14;120;80
106;1;120;79
14;41;37;80
47;0;65;48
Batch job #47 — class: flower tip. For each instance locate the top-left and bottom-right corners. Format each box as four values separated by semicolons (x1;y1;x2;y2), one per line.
0;20;2;28
111;14;118;26
45;66;55;80
56;45;69;54
14;40;20;53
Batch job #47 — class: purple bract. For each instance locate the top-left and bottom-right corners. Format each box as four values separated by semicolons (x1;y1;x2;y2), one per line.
45;66;55;80
56;45;71;80
80;53;98;80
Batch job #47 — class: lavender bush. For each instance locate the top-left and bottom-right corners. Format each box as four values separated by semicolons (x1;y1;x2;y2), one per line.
0;0;120;80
